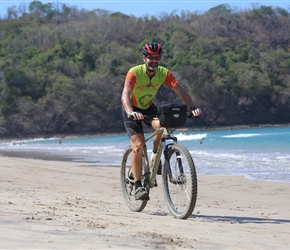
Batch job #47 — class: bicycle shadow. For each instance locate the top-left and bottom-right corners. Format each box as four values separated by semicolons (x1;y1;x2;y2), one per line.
190;214;290;224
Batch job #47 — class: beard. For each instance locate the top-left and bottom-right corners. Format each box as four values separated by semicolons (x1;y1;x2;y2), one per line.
146;62;159;72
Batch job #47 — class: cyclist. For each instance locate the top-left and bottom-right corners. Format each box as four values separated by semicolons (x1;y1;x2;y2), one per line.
121;42;201;200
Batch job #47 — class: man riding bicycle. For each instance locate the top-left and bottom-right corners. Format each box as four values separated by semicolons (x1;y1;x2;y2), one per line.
121;42;201;200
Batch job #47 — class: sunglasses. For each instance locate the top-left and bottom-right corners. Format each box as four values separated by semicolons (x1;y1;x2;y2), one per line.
146;55;161;61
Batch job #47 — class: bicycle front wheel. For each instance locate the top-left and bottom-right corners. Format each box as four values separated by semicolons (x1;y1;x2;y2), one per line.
162;144;197;219
120;146;148;212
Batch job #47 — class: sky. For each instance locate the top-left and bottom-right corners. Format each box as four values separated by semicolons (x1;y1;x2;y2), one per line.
0;0;289;18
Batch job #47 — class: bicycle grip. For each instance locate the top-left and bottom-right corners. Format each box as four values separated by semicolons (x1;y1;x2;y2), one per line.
186;112;200;119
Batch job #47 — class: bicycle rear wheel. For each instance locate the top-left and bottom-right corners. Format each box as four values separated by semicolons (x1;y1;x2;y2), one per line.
162;144;197;219
120;146;148;212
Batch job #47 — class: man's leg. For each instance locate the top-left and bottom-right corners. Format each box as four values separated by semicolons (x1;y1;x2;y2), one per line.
130;133;149;200
130;133;144;183
151;119;163;175
151;119;162;150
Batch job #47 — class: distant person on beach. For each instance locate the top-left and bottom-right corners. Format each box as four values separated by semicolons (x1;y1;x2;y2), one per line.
121;42;201;200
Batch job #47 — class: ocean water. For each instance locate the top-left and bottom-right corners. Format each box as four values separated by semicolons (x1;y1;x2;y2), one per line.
1;126;290;183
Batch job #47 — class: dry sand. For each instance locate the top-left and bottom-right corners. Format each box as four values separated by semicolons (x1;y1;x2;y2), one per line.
1;155;289;249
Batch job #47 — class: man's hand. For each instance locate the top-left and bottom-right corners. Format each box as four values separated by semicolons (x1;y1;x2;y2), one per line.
128;111;144;120
190;106;201;117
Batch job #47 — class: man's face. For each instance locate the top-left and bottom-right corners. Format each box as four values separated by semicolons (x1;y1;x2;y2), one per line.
143;55;161;72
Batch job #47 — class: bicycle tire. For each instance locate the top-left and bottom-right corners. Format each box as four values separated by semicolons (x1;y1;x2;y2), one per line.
120;146;148;212
162;144;197;219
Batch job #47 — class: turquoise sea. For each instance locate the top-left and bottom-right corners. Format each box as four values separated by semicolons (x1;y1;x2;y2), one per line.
1;126;290;183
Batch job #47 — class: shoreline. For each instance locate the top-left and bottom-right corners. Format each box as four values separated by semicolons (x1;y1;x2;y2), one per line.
1;122;290;143
1;149;289;185
1;124;290;185
1;125;289;186
0;149;77;162
1;155;290;249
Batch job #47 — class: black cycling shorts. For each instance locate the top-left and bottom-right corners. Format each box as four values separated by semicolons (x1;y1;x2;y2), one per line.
122;105;158;138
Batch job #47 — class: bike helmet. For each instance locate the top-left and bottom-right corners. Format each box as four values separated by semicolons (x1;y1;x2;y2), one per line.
141;42;163;56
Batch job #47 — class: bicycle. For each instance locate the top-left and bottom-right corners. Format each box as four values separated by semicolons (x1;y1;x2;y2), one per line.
120;103;198;219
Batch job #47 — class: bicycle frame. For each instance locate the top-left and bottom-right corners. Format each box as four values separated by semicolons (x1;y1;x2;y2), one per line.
142;127;178;189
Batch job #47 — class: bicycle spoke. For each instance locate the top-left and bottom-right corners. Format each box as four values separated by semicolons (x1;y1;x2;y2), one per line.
120;146;148;212
162;144;197;219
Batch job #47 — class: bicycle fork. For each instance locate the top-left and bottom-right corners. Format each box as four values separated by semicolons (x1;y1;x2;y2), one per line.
163;138;185;185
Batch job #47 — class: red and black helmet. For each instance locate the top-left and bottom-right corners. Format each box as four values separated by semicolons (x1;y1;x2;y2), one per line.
141;42;163;56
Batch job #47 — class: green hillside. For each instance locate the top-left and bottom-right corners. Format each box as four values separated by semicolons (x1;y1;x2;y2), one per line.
1;1;290;138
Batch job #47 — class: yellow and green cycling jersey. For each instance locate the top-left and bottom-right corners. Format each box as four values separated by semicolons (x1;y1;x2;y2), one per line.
124;64;179;109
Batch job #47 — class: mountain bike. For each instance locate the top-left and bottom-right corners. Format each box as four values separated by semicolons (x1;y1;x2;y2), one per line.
120;103;198;219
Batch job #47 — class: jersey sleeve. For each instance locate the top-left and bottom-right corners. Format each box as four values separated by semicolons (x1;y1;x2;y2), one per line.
124;71;136;89
163;70;179;88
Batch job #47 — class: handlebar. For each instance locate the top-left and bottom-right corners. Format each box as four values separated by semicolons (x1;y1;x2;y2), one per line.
135;111;199;123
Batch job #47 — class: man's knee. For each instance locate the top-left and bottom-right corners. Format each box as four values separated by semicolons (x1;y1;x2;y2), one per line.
152;119;161;130
130;135;144;153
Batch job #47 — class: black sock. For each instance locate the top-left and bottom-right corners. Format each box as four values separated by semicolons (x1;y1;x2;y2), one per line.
152;148;157;154
135;180;142;190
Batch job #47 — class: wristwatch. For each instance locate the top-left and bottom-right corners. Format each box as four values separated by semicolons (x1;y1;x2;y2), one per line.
190;105;197;111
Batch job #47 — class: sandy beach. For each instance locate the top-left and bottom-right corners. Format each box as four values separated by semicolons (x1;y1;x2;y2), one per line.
1;155;290;249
